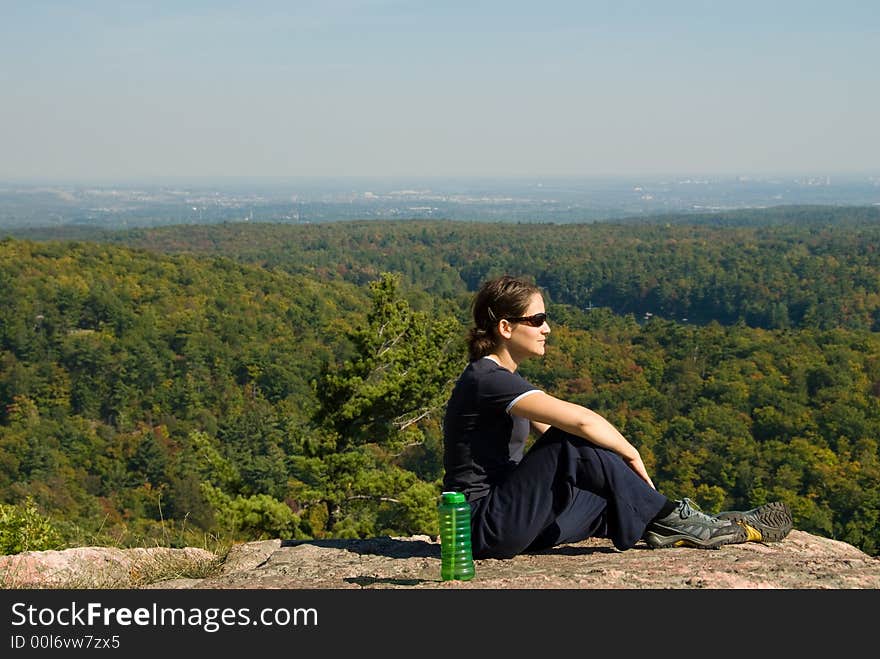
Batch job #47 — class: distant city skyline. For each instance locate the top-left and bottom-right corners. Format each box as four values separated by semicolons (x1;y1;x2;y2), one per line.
3;174;878;230
2;1;878;181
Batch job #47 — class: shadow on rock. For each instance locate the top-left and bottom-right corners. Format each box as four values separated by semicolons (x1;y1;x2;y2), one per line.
281;536;440;559
343;576;436;587
529;544;623;557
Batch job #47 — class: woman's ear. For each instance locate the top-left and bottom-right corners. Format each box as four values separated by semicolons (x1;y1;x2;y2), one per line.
497;319;513;339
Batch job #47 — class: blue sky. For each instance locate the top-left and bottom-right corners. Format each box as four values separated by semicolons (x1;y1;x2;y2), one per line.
1;1;878;180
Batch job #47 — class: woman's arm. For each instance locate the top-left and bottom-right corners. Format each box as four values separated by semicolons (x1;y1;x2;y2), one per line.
511;392;655;488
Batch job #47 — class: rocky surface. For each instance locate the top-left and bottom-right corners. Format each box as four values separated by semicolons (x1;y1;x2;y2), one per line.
3;529;879;589
0;546;217;589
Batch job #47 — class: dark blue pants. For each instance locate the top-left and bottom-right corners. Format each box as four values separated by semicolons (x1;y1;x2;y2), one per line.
469;427;667;559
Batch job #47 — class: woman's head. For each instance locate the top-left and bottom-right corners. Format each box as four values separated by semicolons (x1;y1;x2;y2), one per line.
468;275;545;361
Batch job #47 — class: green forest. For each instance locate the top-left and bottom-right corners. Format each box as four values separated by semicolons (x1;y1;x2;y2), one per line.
2;204;879;556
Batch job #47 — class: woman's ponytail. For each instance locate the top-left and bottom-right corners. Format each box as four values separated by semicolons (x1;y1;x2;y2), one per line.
467;326;496;362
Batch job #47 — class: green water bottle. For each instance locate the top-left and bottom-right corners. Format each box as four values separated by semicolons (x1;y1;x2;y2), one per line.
438;491;475;581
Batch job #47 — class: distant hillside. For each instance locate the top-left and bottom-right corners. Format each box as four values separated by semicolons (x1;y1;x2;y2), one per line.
14;204;880;330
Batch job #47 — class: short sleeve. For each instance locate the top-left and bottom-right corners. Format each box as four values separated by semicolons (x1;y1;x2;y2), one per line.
477;364;542;414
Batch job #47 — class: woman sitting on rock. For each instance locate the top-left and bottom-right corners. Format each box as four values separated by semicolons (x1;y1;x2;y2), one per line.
442;275;792;559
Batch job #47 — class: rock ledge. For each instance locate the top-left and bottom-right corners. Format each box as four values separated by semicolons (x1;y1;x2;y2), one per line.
2;530;878;589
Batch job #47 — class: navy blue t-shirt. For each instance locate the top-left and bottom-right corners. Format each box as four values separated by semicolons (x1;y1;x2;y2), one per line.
442;357;542;502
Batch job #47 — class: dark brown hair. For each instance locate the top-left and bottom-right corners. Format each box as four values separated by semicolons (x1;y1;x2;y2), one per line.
468;275;542;361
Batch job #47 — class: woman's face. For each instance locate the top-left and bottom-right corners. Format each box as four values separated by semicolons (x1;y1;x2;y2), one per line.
505;292;550;360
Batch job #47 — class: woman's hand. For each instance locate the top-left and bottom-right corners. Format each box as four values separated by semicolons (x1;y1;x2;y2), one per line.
621;450;655;490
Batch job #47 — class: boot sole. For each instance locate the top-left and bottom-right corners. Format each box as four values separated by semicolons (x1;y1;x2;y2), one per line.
643;524;747;550
715;502;793;542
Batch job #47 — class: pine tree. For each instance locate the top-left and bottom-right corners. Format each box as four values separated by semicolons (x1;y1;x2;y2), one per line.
291;272;465;537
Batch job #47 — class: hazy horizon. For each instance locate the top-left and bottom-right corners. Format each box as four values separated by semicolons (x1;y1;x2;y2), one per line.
3;2;878;181
3;171;880;187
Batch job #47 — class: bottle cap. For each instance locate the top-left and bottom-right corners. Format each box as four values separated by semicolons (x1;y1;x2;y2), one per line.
441;491;466;504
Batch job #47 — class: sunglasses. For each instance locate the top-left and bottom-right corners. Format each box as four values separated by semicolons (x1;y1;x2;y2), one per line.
504;312;548;327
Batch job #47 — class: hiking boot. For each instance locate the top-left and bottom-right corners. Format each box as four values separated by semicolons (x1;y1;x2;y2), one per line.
643;498;748;549
715;501;793;543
